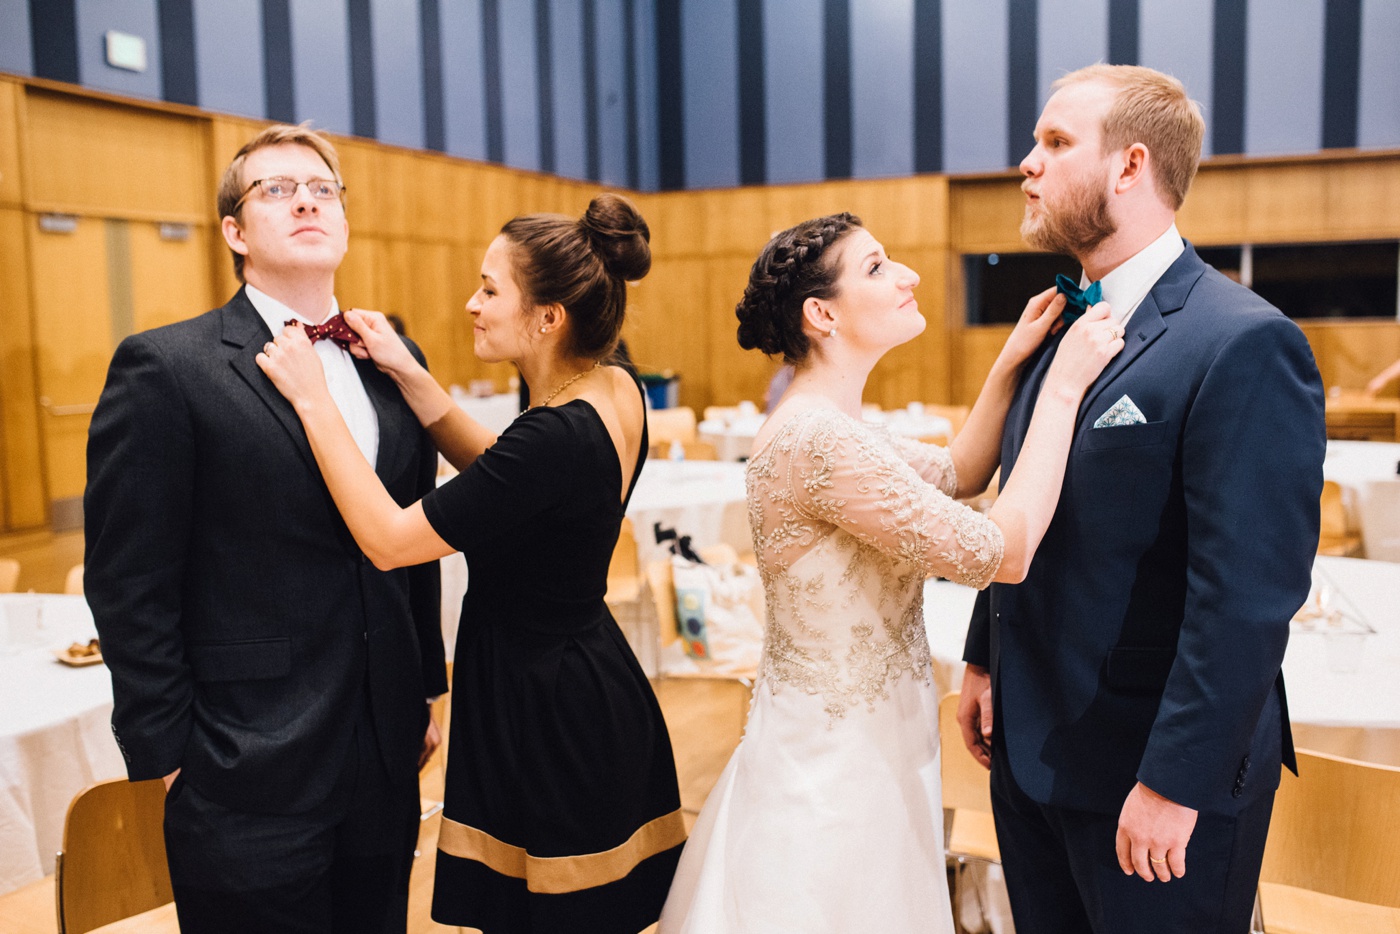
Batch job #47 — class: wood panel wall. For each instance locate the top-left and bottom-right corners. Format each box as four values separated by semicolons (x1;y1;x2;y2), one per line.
1;74;1398;529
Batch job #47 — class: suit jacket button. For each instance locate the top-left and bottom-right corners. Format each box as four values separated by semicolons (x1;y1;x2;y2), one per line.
1232;786;1243;799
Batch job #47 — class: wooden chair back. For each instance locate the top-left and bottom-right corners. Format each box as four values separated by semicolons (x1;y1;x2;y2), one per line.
647;407;698;445
606;517;642;605
0;557;20;592
56;778;173;934
1318;480;1363;557
648;440;718;461
924;404;971;439
939;691;993;814
702;405;741;423
65;563;84;595
939;691;1002;887
1319;480;1349;539
1259;749;1400;909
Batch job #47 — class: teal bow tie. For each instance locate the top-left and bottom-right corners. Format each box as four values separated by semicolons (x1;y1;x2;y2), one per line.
1055;274;1102;324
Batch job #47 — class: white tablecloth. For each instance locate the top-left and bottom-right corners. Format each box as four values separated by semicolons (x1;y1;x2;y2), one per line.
450;391;522;435
697;413;768;462
626;460;750;563
922;554;1400;767
0;595;125;896
439;459;750;656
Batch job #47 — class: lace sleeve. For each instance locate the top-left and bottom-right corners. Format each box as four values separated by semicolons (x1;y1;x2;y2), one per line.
784;410;1003;589
884;432;959;498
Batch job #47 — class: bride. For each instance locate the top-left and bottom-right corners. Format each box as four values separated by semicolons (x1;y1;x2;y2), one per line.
659;213;1122;932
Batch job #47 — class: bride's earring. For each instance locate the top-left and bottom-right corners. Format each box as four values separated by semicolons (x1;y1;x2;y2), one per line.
827;326;838;338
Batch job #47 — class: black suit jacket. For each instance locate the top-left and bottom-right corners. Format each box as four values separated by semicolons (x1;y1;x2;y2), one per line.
85;288;447;815
965;244;1325;817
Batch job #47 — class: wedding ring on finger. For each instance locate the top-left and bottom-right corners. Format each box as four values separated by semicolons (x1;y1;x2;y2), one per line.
263;342;275;354
1149;855;1168;864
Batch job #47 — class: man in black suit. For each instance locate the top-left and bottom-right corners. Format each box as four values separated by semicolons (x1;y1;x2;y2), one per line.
85;125;447;933
958;65;1325;933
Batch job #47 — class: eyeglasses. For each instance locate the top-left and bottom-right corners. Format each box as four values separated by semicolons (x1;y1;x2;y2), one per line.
233;177;346;212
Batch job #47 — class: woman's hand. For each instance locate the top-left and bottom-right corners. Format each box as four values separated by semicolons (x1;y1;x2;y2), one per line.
343;308;419;381
997;287;1069;370
255;324;332;410
1044;302;1124;398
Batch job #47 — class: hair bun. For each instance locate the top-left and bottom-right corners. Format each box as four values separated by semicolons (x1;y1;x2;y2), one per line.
579;193;651;282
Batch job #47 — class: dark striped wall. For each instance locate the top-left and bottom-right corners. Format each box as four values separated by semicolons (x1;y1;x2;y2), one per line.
4;0;1398;192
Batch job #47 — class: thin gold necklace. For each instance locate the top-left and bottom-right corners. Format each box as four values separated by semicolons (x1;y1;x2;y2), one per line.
532;362;600;408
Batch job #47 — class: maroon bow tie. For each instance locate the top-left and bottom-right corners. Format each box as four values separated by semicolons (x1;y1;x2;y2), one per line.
289;312;363;349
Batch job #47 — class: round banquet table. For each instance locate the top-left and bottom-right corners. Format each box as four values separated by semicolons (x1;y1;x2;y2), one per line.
439;458;750;656
921;554;1400;767
0;594;125;896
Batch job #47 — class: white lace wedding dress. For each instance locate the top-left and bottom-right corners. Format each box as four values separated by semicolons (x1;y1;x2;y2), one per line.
659;404;1005;934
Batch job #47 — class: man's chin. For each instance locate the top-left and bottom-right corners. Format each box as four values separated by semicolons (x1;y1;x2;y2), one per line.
1020;218;1052;252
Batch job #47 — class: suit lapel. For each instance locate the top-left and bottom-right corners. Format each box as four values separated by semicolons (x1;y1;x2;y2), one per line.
1076;295;1168;425
1075;244;1208;428
1006;244;1208;461
222;290;322;477
355;357;412;480
1003;331;1065;481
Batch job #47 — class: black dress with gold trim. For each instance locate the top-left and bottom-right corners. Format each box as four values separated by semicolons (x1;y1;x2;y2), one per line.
422;399;683;933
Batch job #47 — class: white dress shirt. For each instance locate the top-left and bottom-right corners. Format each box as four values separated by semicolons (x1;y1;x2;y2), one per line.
1079;223;1186;328
245;284;380;467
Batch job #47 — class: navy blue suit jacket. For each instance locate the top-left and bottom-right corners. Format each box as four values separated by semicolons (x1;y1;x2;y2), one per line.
964;244;1325;817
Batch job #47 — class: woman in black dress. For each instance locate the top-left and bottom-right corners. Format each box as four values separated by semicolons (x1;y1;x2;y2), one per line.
257;193;684;933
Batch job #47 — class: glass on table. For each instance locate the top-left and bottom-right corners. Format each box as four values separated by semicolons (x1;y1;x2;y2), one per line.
1324;629;1368;674
1;595;45;655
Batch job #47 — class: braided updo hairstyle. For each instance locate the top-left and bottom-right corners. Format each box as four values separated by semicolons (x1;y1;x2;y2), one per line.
735;212;862;365
500;192;651;360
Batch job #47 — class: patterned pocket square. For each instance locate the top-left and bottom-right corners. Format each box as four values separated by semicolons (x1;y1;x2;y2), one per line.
1094;395;1148;428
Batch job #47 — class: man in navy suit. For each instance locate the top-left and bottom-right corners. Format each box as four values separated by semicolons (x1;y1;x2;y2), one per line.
86;125;447;933
958;65;1325;933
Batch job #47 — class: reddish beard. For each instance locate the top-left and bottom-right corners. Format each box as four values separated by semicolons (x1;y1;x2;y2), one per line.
1021;177;1117;258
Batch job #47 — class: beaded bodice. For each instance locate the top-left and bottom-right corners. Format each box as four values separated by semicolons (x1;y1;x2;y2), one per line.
745;406;1004;722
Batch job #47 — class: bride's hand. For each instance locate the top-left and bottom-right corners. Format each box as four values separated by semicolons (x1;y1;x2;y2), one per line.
1044;302;1124;398
255;324;331;410
343;308;419;380
996;287;1068;370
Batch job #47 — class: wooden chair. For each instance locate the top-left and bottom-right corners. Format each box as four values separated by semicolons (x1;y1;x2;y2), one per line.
645;547;753;814
419;663;453;825
647;406;698;446
938;692;1002;934
1317;480;1362;557
0;557;20;592
55;778;173;934
702;405;741;424
1256;749;1400;932
648;440;718;461
925;404;971;440
938;691;1001;859
65;563;85;595
605;517;643;606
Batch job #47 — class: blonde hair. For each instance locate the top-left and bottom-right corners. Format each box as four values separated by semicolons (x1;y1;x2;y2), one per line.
1054;64;1205;211
217;123;344;282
